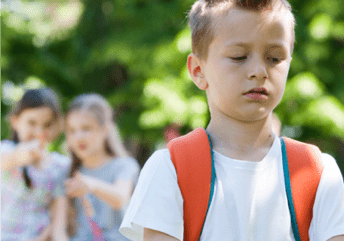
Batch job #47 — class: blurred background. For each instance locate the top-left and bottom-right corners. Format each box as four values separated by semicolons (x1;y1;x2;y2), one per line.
1;0;344;174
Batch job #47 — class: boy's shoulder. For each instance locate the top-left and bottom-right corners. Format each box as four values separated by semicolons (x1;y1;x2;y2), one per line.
319;152;339;174
136;148;177;185
155;128;335;174
143;148;173;171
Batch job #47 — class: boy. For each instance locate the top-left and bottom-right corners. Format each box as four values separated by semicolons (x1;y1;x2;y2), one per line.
120;0;344;240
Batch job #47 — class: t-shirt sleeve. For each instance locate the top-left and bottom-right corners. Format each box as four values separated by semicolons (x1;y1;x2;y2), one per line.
310;153;344;241
114;157;140;183
51;153;71;197
119;149;183;241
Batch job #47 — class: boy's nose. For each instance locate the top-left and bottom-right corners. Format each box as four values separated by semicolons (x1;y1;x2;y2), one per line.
247;58;268;81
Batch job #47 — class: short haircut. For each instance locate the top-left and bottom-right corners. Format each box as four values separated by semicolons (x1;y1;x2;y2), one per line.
188;0;295;60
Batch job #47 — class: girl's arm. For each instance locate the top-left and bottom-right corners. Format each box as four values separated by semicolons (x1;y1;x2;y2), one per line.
50;196;69;241
90;178;133;209
1;140;41;172
65;172;133;210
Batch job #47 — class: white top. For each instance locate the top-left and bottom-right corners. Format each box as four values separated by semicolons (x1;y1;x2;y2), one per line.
119;134;344;241
1;140;71;240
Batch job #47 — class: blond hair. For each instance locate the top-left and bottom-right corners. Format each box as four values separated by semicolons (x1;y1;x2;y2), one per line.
189;0;295;60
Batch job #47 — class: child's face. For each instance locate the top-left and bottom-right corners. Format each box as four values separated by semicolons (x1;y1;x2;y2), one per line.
189;8;293;121
10;107;55;145
65;110;108;161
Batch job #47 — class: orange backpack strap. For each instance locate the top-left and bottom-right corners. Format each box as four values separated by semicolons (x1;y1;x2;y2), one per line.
168;129;323;241
167;127;215;241
281;137;324;241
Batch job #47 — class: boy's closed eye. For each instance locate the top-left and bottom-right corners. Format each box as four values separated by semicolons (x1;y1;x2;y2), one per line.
266;48;287;64
266;56;282;64
224;45;248;62
230;56;247;61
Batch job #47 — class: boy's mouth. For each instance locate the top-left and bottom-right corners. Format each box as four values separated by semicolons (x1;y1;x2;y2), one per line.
244;87;268;100
244;87;268;95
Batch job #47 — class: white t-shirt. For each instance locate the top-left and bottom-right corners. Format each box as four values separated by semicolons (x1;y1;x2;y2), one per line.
119;135;344;241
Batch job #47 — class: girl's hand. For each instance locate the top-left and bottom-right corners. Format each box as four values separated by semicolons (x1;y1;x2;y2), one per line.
64;172;94;198
14;139;42;167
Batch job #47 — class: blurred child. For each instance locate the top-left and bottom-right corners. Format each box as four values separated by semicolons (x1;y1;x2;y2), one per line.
120;0;344;240
63;94;140;241
1;88;70;241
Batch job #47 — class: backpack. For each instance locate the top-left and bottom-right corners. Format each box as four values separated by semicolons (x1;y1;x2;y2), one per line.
167;127;324;241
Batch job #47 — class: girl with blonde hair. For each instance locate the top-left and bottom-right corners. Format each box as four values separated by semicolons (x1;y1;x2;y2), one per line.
60;93;140;241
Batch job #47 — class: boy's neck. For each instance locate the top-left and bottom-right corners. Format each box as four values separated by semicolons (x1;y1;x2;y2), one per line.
206;113;275;162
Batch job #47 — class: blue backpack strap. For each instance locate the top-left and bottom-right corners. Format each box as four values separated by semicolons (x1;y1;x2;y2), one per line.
206;131;216;213
280;137;301;241
281;137;324;241
200;132;216;236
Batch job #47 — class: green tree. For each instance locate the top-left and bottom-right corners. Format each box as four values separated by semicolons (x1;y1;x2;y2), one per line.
2;0;344;171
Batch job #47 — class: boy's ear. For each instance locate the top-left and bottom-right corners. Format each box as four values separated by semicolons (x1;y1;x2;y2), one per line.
187;53;208;90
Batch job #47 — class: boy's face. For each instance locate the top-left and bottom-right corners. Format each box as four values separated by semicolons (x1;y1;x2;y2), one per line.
188;8;293;122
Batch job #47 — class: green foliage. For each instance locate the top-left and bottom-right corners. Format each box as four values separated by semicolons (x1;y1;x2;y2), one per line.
2;0;344;170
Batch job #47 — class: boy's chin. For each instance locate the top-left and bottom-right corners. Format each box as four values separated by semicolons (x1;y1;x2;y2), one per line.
231;109;272;122
211;104;274;122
